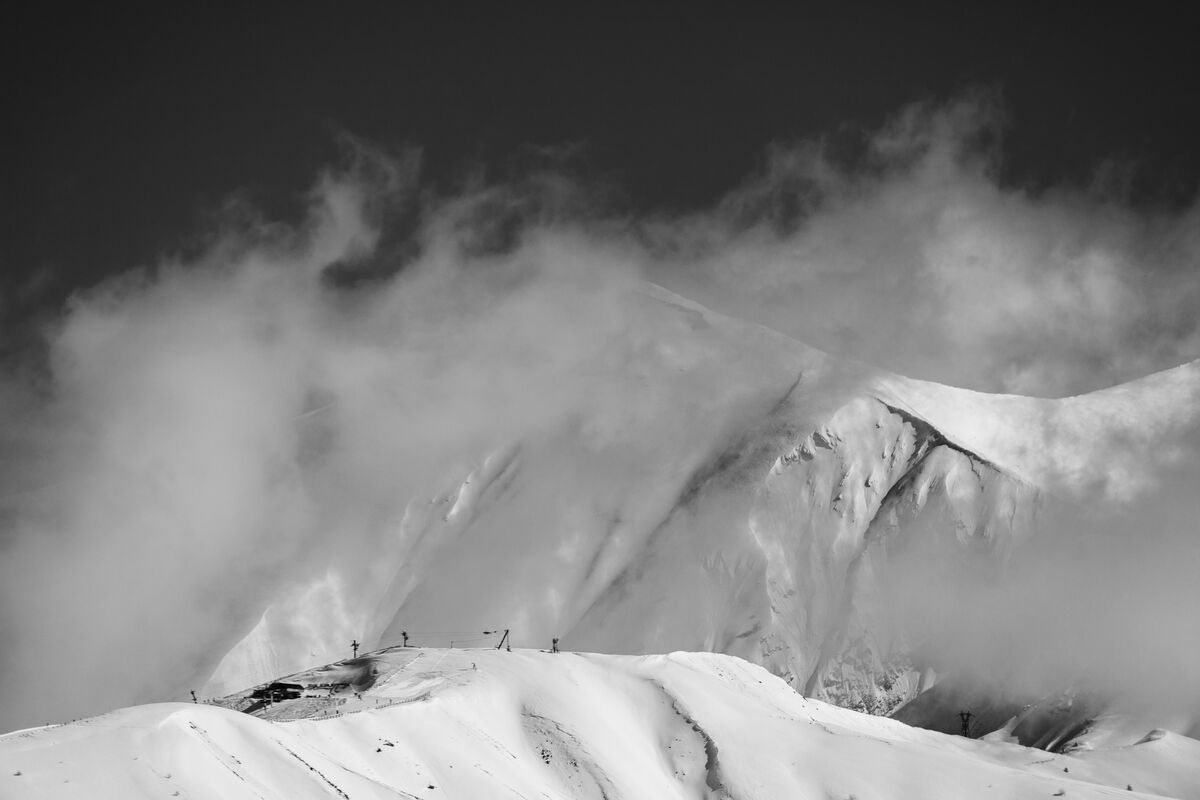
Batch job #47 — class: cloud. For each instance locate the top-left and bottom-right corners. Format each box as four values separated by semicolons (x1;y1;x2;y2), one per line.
882;448;1200;722
643;93;1200;397
0;149;652;730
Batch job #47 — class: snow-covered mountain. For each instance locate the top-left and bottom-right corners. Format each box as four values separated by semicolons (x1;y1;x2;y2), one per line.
5;647;1197;799
197;284;1200;745
5;281;1200;796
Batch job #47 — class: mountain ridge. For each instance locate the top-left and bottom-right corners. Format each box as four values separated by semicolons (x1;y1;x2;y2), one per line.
7;648;1196;799
194;284;1200;750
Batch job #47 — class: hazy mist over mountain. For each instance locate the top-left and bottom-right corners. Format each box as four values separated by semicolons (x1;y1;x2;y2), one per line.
1;97;1199;738
3;9;1200;796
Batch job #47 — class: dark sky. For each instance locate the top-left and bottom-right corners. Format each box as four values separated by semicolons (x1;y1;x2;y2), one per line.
4;4;1198;306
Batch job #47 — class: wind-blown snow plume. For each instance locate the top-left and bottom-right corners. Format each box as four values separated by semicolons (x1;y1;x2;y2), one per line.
1;96;1199;733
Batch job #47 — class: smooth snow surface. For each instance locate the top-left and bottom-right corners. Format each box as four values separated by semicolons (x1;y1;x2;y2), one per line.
4;648;1195;799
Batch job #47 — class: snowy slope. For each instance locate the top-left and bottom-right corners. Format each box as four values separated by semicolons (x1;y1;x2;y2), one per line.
874;359;1200;501
199;284;1200;742
4;648;1195;800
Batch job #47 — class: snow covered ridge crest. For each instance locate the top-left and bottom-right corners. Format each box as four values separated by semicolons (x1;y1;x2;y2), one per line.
5;649;1196;800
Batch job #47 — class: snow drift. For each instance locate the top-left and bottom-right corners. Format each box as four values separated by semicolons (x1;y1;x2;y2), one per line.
5;647;1197;799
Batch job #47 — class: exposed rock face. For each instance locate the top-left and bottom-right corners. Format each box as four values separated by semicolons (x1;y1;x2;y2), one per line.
753;395;1038;714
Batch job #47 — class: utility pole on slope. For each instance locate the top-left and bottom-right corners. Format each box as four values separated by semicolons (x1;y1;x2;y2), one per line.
352;639;360;659
485;629;511;651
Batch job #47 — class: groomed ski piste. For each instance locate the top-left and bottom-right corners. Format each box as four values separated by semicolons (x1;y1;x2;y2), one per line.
4;647;1198;799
